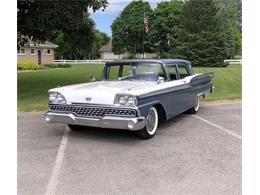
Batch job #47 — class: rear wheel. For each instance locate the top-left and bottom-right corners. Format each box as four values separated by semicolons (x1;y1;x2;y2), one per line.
187;96;200;114
68;124;85;131
136;107;159;139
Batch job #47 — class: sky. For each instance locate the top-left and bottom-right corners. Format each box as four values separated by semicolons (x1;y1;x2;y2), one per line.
90;0;168;37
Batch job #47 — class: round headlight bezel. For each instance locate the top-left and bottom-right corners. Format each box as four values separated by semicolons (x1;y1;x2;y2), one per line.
118;96;127;105
116;95;137;106
49;93;57;102
127;96;137;106
49;92;66;104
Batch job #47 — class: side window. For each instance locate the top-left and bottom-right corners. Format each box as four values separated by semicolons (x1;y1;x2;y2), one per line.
121;65;132;78
177;65;190;79
168;65;178;81
108;66;120;80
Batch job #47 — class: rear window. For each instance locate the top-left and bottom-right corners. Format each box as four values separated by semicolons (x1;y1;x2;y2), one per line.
177;65;190;79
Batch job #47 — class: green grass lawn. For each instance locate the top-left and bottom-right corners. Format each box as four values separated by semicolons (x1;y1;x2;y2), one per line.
193;65;242;101
18;64;241;112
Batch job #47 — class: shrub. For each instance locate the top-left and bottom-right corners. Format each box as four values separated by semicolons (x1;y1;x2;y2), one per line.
57;64;71;68
17;61;39;70
43;64;71;69
43;64;57;68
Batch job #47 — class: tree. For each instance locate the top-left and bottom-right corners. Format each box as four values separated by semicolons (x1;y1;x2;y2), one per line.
217;0;242;30
49;30;69;59
111;0;153;57
91;30;110;59
176;0;229;67
149;0;184;58
218;0;242;56
17;0;108;47
218;6;237;59
48;12;96;59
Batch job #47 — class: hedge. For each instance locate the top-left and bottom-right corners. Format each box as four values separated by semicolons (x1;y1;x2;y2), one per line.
43;64;71;69
17;61;39;70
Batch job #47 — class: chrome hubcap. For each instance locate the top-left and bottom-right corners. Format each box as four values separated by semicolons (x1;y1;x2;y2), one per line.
146;110;156;132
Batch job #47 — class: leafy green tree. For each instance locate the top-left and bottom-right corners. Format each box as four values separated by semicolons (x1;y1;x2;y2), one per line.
49;30;69;59
17;0;108;46
218;1;242;55
149;0;184;58
91;30;110;59
218;6;236;59
232;25;242;56
217;0;242;30
176;0;228;67
48;12;96;59
111;0;153;56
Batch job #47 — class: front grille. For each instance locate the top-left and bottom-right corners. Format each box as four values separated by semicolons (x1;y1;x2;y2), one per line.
49;104;137;118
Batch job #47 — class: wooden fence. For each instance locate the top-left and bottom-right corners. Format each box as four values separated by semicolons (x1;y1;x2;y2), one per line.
54;59;242;65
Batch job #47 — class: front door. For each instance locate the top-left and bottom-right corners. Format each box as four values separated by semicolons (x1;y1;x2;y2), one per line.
37;50;41;65
165;64;193;117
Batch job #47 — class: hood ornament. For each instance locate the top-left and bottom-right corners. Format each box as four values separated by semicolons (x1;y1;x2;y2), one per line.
85;97;92;102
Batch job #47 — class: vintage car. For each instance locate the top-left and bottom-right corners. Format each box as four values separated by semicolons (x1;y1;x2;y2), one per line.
45;59;214;139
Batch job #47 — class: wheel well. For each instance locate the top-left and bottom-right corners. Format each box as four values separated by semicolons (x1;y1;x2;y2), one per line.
154;104;167;121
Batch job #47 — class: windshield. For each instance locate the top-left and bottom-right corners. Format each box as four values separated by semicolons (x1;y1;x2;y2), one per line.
105;62;165;81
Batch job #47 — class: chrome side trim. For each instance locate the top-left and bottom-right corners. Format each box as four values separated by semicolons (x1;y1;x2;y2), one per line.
138;83;191;98
45;112;146;131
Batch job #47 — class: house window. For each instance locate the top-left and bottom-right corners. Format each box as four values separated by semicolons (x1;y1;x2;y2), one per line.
46;49;51;55
31;49;36;55
17;48;26;55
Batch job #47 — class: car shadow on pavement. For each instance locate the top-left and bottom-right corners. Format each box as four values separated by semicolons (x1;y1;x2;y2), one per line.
158;113;190;130
67;126;144;144
66;112;193;143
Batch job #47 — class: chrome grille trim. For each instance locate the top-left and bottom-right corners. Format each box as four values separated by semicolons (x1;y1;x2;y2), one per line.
49;104;137;118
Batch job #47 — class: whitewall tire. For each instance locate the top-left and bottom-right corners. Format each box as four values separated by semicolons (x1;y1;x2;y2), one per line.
187;96;200;114
136;107;159;139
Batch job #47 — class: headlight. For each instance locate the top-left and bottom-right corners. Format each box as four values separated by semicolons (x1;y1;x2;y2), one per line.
116;95;137;106
49;92;66;104
118;96;127;105
49;93;56;102
127;96;137;106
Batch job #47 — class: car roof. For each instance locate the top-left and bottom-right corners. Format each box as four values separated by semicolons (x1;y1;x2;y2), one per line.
105;59;191;66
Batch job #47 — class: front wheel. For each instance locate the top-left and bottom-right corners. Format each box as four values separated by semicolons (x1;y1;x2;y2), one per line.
136;107;159;139
187;96;200;114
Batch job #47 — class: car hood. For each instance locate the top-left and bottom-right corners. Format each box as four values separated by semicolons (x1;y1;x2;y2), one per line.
49;80;156;105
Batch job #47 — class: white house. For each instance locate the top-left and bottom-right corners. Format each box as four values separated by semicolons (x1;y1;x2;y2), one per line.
99;42;157;60
99;42;121;60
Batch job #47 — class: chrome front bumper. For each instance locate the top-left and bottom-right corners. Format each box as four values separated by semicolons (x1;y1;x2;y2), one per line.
45;112;146;131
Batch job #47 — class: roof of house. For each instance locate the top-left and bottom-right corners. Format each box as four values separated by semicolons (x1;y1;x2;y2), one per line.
99;42;112;52
27;41;59;49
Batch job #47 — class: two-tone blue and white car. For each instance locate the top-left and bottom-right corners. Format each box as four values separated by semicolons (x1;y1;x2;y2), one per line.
45;59;214;139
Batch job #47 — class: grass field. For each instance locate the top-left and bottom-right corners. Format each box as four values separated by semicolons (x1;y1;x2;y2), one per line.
18;64;242;112
193;65;242;101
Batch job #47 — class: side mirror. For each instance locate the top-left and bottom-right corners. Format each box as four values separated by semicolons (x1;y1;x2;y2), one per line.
90;75;96;82
157;76;164;84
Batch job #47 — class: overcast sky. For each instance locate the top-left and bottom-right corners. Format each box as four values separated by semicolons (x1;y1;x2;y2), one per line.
90;0;168;36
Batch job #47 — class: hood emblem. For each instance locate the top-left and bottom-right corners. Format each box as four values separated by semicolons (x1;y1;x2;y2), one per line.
85;97;92;102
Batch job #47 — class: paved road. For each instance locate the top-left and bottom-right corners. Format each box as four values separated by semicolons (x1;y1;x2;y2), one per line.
18;101;241;195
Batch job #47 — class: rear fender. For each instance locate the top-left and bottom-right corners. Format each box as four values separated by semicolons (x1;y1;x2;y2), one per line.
190;72;214;97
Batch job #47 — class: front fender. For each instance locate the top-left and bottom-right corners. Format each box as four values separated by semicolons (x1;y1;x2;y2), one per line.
137;100;167;119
